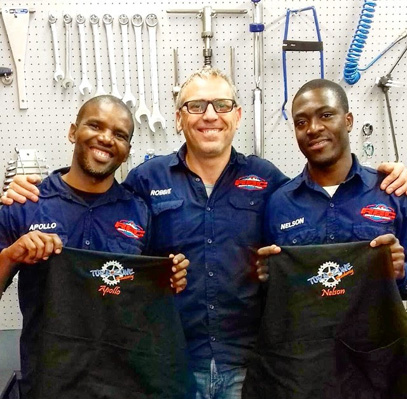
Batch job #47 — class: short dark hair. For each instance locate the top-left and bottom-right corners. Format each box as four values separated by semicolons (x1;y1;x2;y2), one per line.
76;95;135;140
292;79;349;113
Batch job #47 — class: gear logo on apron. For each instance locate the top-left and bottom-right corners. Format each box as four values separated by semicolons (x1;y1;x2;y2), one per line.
90;260;135;296
307;261;354;297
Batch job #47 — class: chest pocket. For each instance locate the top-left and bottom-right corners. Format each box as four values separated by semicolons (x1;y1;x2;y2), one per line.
150;199;193;250
275;227;319;246
228;196;264;245
353;224;396;241
106;236;144;255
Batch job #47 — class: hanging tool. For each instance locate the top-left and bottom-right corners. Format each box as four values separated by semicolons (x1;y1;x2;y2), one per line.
77;14;92;95
90;14;106;97
48;13;64;82
146;14;166;132
119;14;136;108
172;48;181;102
360;122;374;167
166;6;248;66
281;6;324;120
0;67;13;85
61;14;74;89
375;41;407;162
131;14;150;124
103;14;121;98
250;0;264;158
1;7;32;109
343;0;377;85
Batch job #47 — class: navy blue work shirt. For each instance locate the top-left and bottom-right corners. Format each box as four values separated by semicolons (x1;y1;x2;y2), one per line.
0;172;151;396
264;155;407;293
123;144;289;371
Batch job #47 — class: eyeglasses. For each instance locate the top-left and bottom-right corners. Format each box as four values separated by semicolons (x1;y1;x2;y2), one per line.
181;99;236;114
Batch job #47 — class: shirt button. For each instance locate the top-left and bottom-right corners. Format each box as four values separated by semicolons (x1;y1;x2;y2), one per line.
210;336;216;342
292;239;297;244
89;209;93;212
207;207;211;211
329;234;335;240
209;304;215;310
195;177;200;182
330;203;335;208
207;239;212;244
250;201;255;206
85;240;90;245
208;271;214;277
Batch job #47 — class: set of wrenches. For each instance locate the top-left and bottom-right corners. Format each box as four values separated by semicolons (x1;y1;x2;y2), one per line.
48;12;166;132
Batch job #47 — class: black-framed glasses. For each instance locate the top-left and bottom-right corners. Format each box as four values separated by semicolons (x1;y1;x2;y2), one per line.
181;99;236;114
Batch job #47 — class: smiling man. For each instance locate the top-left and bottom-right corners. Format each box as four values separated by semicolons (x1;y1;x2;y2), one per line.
0;95;190;399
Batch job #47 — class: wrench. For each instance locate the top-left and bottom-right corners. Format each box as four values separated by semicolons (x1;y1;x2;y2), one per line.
146;14;166;132
61;14;74;89
48;13;64;82
119;14;136;108
90;15;106;97
76;14;92;95
131;14;150;124
103;14;121;98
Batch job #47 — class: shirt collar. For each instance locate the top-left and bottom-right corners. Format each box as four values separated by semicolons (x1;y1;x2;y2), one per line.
169;143;246;169
290;154;371;192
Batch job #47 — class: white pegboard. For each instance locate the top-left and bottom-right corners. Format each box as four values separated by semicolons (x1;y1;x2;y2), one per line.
1;0;407;329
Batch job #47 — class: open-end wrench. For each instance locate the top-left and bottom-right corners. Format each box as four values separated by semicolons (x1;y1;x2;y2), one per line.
119;14;136;108
48;13;64;82
76;14;92;95
61;14;74;89
131;14;150;124
103;14;121;98
90;15;106;97
146;14;166;132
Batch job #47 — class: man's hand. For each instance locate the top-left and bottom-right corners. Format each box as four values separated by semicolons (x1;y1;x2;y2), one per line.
378;162;407;196
169;253;189;294
370;234;405;280
0;174;41;205
256;245;282;282
1;231;63;265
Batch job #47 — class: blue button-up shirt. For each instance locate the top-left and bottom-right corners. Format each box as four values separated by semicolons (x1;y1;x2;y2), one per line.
123;144;288;371
264;155;407;292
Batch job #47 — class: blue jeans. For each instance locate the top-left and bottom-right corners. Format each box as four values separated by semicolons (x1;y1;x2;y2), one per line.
193;359;247;399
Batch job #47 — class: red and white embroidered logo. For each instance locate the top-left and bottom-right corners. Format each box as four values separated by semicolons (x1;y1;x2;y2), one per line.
234;175;268;191
115;220;145;239
360;204;396;223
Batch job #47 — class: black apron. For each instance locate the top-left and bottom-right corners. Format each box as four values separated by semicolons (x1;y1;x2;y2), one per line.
23;247;194;399
243;241;407;399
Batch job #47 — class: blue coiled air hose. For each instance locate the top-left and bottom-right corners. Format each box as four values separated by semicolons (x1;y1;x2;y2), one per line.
343;1;377;85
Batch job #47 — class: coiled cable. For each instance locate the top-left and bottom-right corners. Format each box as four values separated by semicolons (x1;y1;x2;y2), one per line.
343;0;377;85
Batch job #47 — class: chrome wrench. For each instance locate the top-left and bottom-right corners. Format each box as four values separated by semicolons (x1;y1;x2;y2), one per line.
48;13;64;82
146;14;166;132
76;14;92;95
119;14;136;108
61;14;74;89
131;14;150;124
103;14;121;98
90;15;106;97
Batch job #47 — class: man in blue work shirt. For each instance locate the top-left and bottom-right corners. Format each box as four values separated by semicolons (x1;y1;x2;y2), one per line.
258;78;406;290
4;71;407;399
0;95;189;398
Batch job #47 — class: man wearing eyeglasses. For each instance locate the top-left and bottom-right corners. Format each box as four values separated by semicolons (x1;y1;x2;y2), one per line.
4;67;407;399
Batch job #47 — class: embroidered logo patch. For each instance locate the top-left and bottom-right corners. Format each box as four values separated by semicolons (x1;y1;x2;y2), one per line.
115;220;145;239
234;175;268;191
307;261;354;297
90;260;135;296
361;204;396;223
